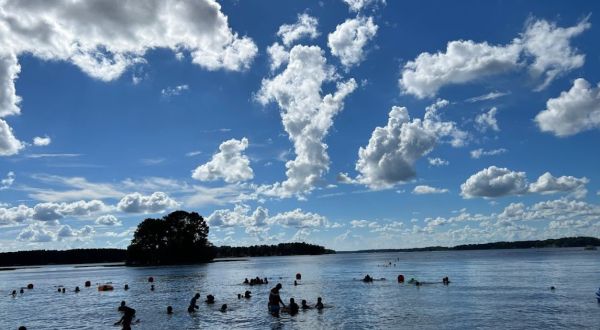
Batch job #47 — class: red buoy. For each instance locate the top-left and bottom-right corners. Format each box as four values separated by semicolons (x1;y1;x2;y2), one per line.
148;276;154;283
295;273;301;280
397;274;404;283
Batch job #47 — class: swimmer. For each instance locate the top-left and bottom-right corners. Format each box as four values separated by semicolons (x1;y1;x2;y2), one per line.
124;284;129;291
114;304;136;330
188;293;200;313
550;286;556;290
62;288;66;293
288;298;299;315
75;286;80;293
167;306;173;314
237;293;242;299
118;301;127;312
244;278;249;284
150;284;155;291
244;290;251;298
19;288;24;294
268;283;285;317
220;304;227;312
206;294;215;304
264;278;268;284
363;274;373;283
301;299;311;309
294;280;297;286
11;290;16;296
19;327;26;330
315;297;324;310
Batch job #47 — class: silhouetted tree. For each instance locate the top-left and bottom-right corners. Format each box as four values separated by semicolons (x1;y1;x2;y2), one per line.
126;210;215;265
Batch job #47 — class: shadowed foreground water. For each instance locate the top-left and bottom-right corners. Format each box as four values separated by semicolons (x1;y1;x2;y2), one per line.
1;248;599;329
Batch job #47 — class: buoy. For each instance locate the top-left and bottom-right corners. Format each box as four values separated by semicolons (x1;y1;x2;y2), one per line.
295;273;301;280
84;281;91;287
26;283;34;289
98;284;114;291
397;275;404;283
148;276;154;283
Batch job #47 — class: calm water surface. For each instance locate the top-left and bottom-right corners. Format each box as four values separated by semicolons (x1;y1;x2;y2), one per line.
1;248;599;329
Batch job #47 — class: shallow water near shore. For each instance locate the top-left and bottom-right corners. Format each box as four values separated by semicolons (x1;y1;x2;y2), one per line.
1;248;599;329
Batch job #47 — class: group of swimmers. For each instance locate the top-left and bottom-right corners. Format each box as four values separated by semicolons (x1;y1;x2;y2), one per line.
267;283;324;317
360;274;451;286
244;276;268;285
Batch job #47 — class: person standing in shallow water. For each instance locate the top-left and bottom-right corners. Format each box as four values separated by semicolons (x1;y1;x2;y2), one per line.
268;283;286;317
188;293;200;313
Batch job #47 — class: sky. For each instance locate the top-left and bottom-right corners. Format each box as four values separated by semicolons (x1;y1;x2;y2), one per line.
1;0;600;251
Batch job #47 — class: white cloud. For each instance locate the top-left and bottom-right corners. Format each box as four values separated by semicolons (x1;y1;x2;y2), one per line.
267;209;327;228
461;166;528;198
350;219;370;228
355;100;466;189
30;200;109;222
470;148;507;159
528;172;588;198
191;137;253;183
257;45;357;198
0;0;258;155
328;16;378;68
57;224;94;239
95;214;122;226
207;204;268;230
17;223;54;242
428;157;449;166
399;18;588;98
535;78;600;136
0;205;34;225
32;135;51;146
342;0;385;12
475;107;499;132
267;43;289;71
117;192;179;213
522;17;590;90
277;13;319;47
0;171;15;190
466;91;510;103
25;175;125;202
161;84;189;97
0;118;23;156
413;185;449;194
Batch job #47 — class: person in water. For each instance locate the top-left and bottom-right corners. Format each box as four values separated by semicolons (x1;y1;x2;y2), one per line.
150;284;155;291
294;280;298;286
124;284;129;291
220;304;227;312
288;298;299;315
244;290;252;298
19;288;24;294
237;293;242;299
114;305;136;330
11;290;16;296
363;274;373;282
301;299;311;309
118;301;127;312
75;286;80;293
315;297;324;310
268;283;286;317
206;294;215;304
188;293;200;313
167;306;173;314
244;278;249;284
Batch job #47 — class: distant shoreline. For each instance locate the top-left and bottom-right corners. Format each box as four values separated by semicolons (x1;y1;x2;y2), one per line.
0;236;597;268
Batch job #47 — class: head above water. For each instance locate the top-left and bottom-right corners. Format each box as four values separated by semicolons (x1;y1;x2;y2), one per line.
276;283;282;290
121;301;126;307
317;297;322;302
290;298;295;303
195;293;200;298
167;306;173;313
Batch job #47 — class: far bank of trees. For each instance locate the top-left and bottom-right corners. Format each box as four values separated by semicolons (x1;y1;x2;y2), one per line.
215;242;335;258
0;249;126;267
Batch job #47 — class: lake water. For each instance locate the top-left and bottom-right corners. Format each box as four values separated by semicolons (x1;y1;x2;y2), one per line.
1;248;599;329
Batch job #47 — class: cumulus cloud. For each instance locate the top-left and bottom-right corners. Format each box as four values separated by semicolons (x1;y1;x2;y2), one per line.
528;172;588;198
0;171;15;190
342;0;385;12
161;84;189;97
0;0;258;155
412;185;449;194
267;209;327;228
535;78;600;136
428;157;449;166
475;107;499;132
191;137;253;183
470;148;507;159
17;223;54;242
328;16;378;68
355;100;466;189
0;204;34;225
522;17;591;90
257;45;357;198
461;167;588;199
277;13;319;47
95;214;122;226
207;204;268;229
117;192;178;213
57;224;94;239
399;18;589;98
461;166;528;198
31;200;108;222
267;43;289;71
33;135;51;146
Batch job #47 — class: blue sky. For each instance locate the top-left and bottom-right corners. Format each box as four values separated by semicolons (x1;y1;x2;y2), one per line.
1;0;599;251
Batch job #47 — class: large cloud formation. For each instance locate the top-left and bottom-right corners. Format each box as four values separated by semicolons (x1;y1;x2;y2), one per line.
399;18;589;98
535;78;600;136
0;0;258;155
355;100;466;189
191;137;254;183
117;192;178;213
257;45;357;198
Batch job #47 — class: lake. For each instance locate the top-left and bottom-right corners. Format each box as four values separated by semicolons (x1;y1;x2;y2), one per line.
1;248;599;329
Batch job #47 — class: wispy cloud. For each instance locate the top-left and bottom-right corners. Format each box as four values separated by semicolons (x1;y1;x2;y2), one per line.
140;158;166;165
25;153;81;159
466;91;511;103
161;84;189;97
